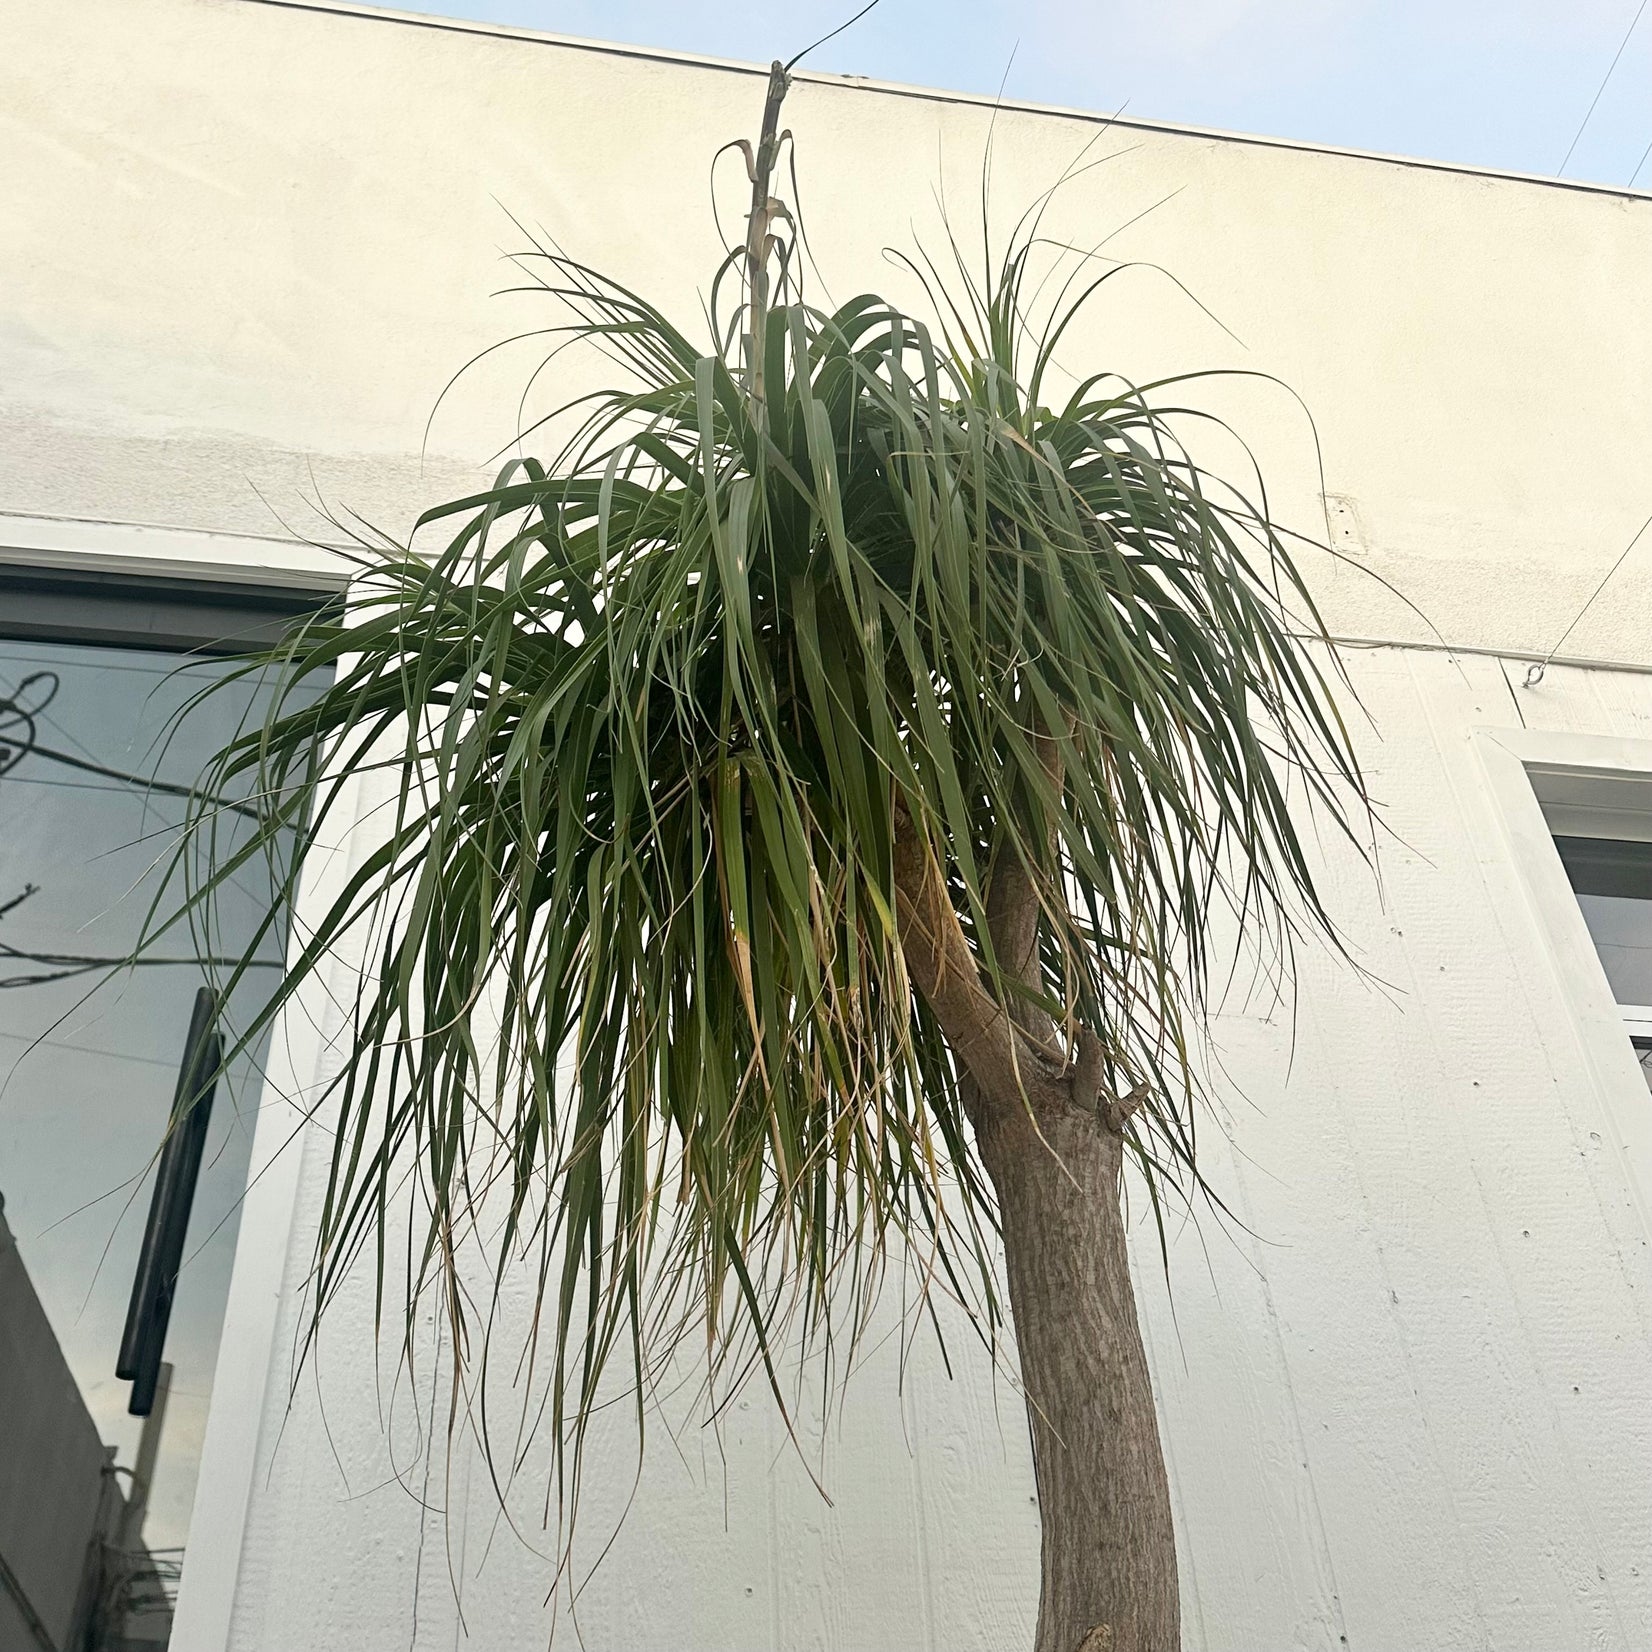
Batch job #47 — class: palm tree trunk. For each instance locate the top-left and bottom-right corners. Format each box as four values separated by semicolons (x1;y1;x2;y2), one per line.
972;1091;1181;1652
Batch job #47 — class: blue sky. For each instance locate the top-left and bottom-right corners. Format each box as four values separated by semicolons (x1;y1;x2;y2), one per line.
376;0;1652;187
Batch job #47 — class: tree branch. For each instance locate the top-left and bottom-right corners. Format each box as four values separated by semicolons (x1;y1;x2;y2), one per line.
984;719;1066;1032
895;715;1135;1132
741;59;791;411
892;801;1070;1113
985;842;1043;991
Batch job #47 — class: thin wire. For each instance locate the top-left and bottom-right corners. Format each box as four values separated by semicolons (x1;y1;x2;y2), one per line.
1524;509;1652;686
1630;133;1652;189
1;772;188;801
0;1024;182;1073
1558;0;1650;176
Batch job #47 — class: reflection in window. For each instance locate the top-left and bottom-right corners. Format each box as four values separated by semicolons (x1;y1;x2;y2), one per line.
1553;833;1652;1094
0;638;300;1650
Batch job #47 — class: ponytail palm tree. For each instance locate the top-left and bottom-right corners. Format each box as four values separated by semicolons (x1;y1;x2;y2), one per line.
173;63;1362;1652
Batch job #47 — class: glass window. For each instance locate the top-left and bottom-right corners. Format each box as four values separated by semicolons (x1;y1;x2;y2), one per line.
0;623;314;1650
1549;830;1652;1099
1554;836;1652;1012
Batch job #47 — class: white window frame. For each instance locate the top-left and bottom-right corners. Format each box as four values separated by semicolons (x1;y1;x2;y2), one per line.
0;513;353;1652
1476;725;1652;1246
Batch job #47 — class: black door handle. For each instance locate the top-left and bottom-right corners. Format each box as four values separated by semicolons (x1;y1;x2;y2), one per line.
118;986;223;1417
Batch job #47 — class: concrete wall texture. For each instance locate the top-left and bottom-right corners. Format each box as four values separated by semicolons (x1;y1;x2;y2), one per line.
5;2;1652;1647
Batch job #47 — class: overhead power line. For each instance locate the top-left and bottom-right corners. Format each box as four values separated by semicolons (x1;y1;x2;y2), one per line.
1524;510;1652;687
1558;0;1650;176
1629;134;1652;190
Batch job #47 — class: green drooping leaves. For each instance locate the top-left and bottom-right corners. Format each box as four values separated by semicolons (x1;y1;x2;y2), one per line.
154;181;1364;1530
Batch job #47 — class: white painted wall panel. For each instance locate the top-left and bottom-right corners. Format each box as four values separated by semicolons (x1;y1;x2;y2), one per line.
195;647;1652;1652
4;0;1652;659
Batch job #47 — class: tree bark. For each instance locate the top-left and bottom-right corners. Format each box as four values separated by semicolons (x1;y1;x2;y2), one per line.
890;805;1179;1650
971;1086;1181;1652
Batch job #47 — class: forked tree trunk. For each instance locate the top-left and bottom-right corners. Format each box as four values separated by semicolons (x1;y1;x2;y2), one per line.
971;1087;1181;1652
893;804;1182;1649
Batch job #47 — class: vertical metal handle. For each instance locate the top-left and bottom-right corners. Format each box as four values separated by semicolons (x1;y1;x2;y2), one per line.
117;986;223;1416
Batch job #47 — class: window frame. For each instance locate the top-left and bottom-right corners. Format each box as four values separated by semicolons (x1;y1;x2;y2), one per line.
1546;829;1652;1041
0;514;352;1652
1476;724;1652;1246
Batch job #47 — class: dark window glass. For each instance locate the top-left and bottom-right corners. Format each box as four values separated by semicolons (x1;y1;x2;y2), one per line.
1555;835;1652;1011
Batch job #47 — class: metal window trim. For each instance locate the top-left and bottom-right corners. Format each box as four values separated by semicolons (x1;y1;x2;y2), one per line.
1476;726;1652;1251
0;515;348;655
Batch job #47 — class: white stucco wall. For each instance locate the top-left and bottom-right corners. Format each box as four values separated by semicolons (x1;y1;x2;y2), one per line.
5;2;1652;1648
183;647;1652;1652
8;0;1652;664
